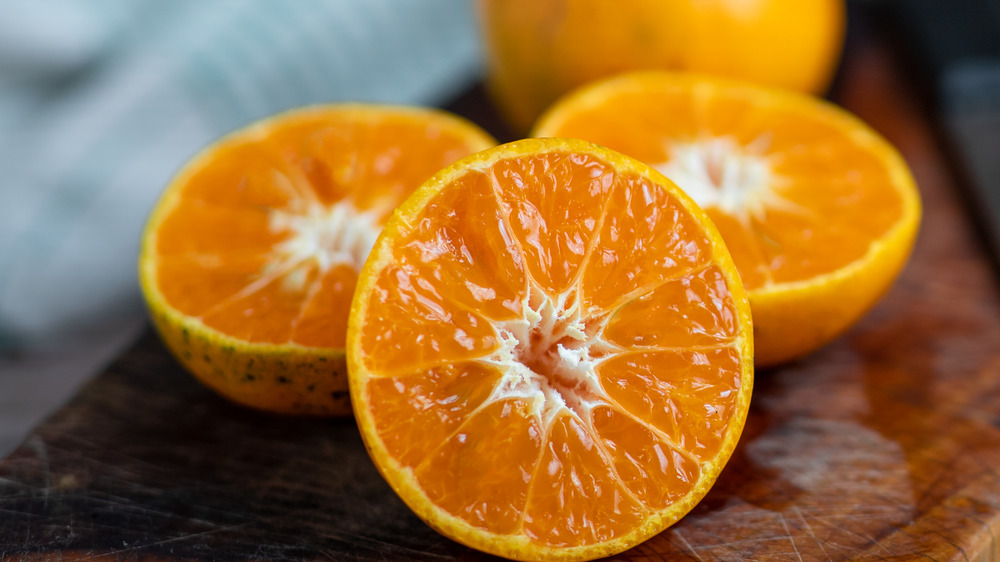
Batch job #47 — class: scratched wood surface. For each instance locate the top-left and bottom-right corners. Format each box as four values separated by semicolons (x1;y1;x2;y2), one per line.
4;12;1000;562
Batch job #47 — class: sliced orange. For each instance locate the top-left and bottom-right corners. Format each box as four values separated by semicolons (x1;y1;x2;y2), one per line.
533;72;921;366
348;138;753;560
139;105;495;415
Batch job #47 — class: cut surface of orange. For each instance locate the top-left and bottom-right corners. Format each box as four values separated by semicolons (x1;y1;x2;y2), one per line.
348;138;753;560
533;73;921;366
139;104;495;415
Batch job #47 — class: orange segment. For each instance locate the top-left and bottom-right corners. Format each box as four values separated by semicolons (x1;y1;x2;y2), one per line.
415;399;543;535
181;143;297;210
534;72;921;365
289;264;357;348
155;252;272;317
598;347;743;462
359;262;500;375
591;406;701;511
367;362;503;469
198;264;321;344
139;104;495;415
581;170;714;311
349;138;753;560
155;201;286;256
394;172;527;323
522;413;646;547
490;152;617;295
704;209;771;289
603;265;740;349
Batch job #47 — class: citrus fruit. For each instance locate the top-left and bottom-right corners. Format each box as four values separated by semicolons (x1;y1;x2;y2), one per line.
139;104;495;415
533;73;922;366
477;0;846;133
348;138;753;560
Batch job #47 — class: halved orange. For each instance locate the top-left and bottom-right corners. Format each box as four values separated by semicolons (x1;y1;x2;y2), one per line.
534;72;921;366
348;138;753;560
139;105;495;415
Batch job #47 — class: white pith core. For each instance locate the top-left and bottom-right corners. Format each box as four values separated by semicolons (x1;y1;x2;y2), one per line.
654;136;778;221
480;282;619;429
267;199;381;292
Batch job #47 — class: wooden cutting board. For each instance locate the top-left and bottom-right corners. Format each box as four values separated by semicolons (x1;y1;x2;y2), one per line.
4;13;1000;562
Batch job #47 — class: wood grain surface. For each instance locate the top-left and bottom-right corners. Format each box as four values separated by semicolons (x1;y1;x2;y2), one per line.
4;10;1000;562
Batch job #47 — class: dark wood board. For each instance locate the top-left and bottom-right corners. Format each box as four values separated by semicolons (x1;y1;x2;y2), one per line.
5;11;1000;562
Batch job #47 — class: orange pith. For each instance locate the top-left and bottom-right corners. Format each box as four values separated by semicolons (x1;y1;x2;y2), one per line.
139;105;495;415
348;138;753;560
533;73;921;366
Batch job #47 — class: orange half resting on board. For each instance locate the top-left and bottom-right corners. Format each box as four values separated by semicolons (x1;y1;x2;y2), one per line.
139;105;495;415
533;72;921;366
348;138;753;560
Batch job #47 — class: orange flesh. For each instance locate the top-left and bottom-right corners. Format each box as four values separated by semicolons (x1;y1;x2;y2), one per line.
357;149;747;547
535;81;905;290
153;110;490;348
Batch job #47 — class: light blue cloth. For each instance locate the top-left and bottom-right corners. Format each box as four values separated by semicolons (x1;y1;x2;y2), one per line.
0;0;484;350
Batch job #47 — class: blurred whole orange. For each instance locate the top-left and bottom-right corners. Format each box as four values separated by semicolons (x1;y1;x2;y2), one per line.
478;0;846;133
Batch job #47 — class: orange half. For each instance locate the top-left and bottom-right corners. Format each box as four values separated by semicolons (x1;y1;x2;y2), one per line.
534;72;921;365
139;104;495;415
348;138;753;560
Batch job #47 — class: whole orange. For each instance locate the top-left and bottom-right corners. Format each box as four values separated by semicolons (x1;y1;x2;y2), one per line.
478;0;846;133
